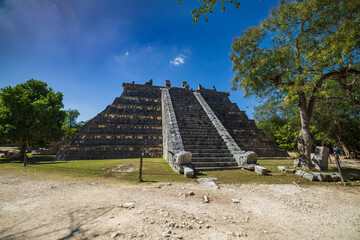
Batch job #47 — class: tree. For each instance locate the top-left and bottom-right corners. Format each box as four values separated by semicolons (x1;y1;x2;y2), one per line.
228;0;360;166
178;0;240;23
183;0;360;166
0;79;65;166
311;79;360;158
65;109;80;129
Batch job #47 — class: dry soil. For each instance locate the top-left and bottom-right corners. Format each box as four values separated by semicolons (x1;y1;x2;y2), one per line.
1;171;359;240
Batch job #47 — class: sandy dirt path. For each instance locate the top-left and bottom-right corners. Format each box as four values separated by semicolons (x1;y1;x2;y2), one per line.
1;171;359;240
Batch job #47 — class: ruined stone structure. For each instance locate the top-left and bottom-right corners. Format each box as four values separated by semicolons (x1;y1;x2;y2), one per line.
56;80;287;173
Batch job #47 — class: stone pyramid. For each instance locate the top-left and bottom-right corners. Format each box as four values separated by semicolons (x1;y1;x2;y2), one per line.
56;80;287;172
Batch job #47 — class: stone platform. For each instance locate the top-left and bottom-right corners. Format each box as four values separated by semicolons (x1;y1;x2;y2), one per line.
56;80;288;171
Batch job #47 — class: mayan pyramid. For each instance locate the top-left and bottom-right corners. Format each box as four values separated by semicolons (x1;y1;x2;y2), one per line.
56;80;287;171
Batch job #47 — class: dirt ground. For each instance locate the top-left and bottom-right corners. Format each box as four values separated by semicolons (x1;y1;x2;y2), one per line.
0;171;359;240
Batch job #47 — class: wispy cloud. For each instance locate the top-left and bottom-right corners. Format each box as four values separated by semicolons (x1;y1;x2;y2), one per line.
125;51;129;56
170;54;186;66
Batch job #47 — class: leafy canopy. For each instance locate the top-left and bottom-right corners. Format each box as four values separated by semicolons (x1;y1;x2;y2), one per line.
0;79;65;147
178;0;240;23
230;0;360;105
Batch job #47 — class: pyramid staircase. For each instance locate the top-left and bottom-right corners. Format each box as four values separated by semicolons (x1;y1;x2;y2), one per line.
169;88;239;170
199;89;288;157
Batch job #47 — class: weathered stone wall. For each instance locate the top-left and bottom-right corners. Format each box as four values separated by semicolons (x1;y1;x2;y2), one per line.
56;82;163;160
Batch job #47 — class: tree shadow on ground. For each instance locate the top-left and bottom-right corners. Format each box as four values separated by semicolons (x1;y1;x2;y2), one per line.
342;167;360;181
0;155;68;165
0;207;114;240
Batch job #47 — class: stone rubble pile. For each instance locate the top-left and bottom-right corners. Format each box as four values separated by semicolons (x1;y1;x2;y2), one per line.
278;165;342;182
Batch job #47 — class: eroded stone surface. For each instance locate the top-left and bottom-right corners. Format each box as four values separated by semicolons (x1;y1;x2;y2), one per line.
255;166;268;175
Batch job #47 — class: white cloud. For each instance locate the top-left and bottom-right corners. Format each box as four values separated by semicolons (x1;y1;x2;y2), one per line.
170;54;186;66
125;51;129;56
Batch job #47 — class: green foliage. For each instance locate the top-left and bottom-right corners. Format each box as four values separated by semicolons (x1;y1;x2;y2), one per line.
64;109;80;128
178;0;240;23
274;124;299;151
0;79;65;148
62;109;82;137
230;0;360;101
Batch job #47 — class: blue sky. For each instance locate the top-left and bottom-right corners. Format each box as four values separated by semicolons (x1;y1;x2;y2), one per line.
0;0;279;122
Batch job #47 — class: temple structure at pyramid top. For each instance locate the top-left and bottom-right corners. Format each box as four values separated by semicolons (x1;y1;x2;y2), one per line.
56;80;288;174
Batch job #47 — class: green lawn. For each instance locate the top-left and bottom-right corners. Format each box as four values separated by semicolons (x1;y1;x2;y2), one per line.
0;156;359;185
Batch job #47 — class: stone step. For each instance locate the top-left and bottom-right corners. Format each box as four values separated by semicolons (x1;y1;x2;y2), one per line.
192;157;235;162
180;132;220;137
191;153;233;158
182;140;225;145
187;149;233;154
182;136;223;142
194;166;241;171
184;145;228;150
178;127;218;131
191;161;238;167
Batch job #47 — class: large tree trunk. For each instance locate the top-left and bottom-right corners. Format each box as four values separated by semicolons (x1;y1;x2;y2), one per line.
298;93;314;167
19;139;27;167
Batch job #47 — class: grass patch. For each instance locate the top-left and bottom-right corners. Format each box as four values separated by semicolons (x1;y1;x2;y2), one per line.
0;156;359;185
0;156;193;183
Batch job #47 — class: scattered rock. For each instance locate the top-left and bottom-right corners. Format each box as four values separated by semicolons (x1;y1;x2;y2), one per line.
243;164;256;171
204;195;210;203
293;158;301;168
295;170;306;177
312;172;324;181
168;222;176;227
162;233;171;238
184;167;194;178
331;172;341;181
119;202;135;209
311;146;329;170
303;173;316;181
187;191;195;196
322;173;333;182
285;169;296;174
174;234;183;239
110;231;123;240
255;165;268;175
278;166;286;171
231;198;241;203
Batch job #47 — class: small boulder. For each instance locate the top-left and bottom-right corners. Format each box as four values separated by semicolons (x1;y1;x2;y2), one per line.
285;169;296;174
322;173;333;182
312;172;324;181
331;172;341;182
255;165;268;175
295;170;306;177
119;202;135;209
303;173;316;181
175;151;192;165
278;166;286;171
243;164;255;171
183;167;194;178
